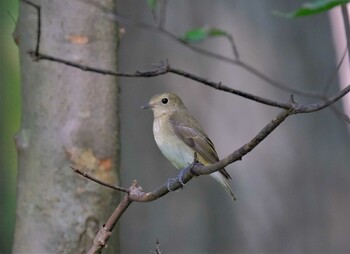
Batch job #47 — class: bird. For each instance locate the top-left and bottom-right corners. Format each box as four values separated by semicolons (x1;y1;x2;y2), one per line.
141;92;237;202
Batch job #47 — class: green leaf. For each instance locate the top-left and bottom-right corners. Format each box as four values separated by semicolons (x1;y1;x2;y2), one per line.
208;28;228;37
147;0;158;11
182;28;208;42
181;27;228;43
273;0;350;18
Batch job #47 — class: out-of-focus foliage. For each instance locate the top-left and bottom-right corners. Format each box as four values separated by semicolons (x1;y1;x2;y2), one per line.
147;0;158;11
0;0;20;253
181;27;229;43
274;0;350;18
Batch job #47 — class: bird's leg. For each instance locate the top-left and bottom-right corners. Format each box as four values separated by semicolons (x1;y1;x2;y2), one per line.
177;168;186;186
166;177;184;192
166;178;176;192
193;151;198;164
190;152;202;177
167;166;190;191
167;153;200;191
177;152;198;185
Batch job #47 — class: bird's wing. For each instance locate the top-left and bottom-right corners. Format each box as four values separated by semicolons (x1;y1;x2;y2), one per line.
169;113;231;179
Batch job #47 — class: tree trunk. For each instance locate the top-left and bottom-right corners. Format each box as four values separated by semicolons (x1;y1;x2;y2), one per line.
12;0;119;253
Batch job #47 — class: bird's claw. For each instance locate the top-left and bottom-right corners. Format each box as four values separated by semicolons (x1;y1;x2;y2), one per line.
166;179;173;192
178;168;186;186
167;178;178;192
190;162;202;177
178;176;185;186
167;172;186;192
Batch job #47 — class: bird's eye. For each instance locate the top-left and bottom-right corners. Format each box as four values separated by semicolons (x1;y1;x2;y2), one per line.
161;98;168;104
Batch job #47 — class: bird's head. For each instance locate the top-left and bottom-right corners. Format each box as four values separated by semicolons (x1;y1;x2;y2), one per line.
141;92;186;117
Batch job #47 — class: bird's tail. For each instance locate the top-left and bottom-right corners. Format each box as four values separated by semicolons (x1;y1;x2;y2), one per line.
210;171;238;203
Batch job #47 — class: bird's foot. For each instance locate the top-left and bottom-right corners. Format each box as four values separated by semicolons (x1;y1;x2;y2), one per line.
189;152;202;177
166;177;184;192
167;162;199;192
166;178;175;192
190;162;203;177
178;168;187;186
166;169;187;192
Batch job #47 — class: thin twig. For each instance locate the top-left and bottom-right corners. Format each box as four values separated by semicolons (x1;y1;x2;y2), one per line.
99;8;324;98
21;0;41;55
158;0;168;29
163;86;350;178
293;84;350;113
323;45;348;94
87;194;133;254
341;4;350;70
28;51;169;77
154;239;162;254
192;109;293;176
168;67;292;109
227;34;240;60
330;105;350;123
70;165;130;193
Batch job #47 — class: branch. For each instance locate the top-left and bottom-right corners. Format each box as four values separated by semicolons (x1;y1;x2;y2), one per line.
168;67;292;109
70;165;130;193
76;0;326;99
96;6;329;99
78;83;350;201
81;86;350;201
79;84;350;253
227;33;240;60
293;84;350;113
26;44;295;109
23;0;350;124
21;0;41;54
330;105;350;123
22;1;350;253
23;0;350;118
83;86;349;200
193;109;292;175
158;0;168;30
323;45;348;94
341;4;350;70
154;239;162;254
93;85;350;199
26;49;350;115
87;193;133;254
28;51;169;77
27;51;350;121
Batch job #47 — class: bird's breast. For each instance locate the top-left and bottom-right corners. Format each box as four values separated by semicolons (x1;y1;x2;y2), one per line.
153;117;194;169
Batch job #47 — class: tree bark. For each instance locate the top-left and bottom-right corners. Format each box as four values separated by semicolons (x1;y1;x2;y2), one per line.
12;0;119;253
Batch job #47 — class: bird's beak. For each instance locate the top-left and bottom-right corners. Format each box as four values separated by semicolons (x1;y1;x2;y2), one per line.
140;103;153;110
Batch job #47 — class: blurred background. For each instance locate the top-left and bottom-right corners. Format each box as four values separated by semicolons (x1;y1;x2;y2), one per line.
0;0;20;253
1;0;350;253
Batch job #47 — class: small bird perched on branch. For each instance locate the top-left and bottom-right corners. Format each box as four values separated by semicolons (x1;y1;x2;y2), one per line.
141;92;237;203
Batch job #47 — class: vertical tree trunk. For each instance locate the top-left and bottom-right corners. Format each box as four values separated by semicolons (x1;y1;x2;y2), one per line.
12;1;119;253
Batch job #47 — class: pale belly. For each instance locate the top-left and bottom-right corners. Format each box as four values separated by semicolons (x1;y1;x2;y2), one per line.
153;119;194;170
